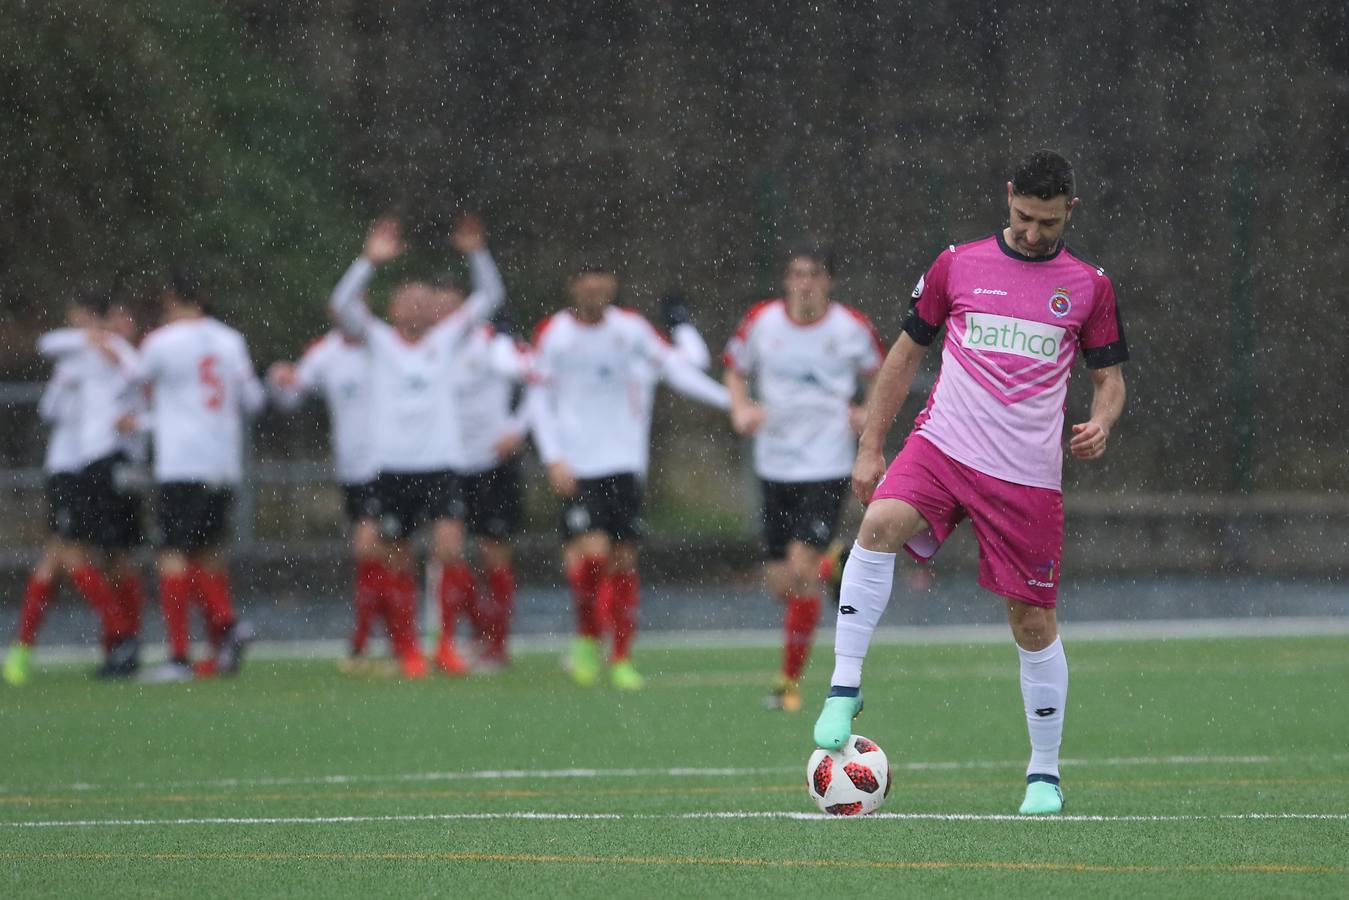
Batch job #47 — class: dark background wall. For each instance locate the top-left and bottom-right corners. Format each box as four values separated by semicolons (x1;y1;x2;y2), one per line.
2;0;1346;498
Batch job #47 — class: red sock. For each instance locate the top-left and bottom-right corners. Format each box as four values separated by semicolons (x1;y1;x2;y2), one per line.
437;563;477;647
191;566;236;645
70;563;130;647
352;559;384;656
113;570;144;637
567;555;605;638
17;574;55;646
782;594;822;681
159;572;193;661
383;569;420;659
818;555;835;584
607;570;640;662
484;565;516;657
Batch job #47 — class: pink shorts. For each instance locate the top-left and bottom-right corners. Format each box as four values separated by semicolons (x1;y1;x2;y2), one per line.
872;435;1064;608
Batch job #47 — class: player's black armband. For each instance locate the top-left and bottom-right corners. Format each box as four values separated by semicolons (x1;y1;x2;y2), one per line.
1082;340;1130;369
901;307;941;346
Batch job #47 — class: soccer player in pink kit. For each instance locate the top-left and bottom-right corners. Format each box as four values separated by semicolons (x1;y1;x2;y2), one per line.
813;151;1128;816
329;215;505;678
136;270;266;682
724;241;884;713
530;263;730;690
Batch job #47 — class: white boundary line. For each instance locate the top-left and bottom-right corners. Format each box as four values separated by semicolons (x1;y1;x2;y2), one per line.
6;754;1346;796
17;616;1349;665
4;811;1349;829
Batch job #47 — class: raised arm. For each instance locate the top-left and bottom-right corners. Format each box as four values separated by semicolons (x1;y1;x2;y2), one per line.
1069;364;1126;461
330;217;403;338
451;215;505;324
852;332;928;503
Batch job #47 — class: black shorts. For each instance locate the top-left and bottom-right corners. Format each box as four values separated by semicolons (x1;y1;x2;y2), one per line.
370;470;465;540
156;483;233;553
460;460;523;540
761;478;849;559
45;473;83;540
80;453;146;550
341;481;379;524
559;473;644;543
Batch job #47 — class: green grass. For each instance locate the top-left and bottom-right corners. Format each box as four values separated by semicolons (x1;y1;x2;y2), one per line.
3;635;1348;898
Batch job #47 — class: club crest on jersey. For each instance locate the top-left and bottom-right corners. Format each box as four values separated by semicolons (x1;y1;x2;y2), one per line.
1049;289;1072;318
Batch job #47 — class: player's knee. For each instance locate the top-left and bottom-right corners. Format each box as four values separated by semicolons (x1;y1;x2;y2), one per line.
856;503;911;554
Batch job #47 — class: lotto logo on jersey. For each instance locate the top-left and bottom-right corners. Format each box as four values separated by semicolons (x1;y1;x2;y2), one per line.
962;313;1065;362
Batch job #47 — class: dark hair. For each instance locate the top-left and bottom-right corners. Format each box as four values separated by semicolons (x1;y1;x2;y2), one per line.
429;271;467;295
572;259;616;278
1012;150;1075;200
71;288;111;317
786;238;836;277
166;266;205;305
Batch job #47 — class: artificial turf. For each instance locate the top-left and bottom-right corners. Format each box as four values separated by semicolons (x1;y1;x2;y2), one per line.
2;634;1347;898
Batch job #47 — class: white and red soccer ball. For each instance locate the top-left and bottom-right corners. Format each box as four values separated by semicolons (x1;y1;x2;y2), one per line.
806;735;891;816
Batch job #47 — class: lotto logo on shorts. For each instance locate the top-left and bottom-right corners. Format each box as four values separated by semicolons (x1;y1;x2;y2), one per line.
1027;559;1057;589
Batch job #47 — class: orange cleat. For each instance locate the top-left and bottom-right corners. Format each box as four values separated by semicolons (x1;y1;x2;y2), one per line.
193;658;219;678
400;652;429;680
435;642;471;676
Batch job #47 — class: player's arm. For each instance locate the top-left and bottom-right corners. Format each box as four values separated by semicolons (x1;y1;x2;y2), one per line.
671;323;711;371
853;333;928;503
1069;365;1125;461
330;217;403;338
36;328;94;358
658;345;730;410
724;369;765;435
37;364;77;424
231;335;267;417
451;214;506;324
524;382;576;496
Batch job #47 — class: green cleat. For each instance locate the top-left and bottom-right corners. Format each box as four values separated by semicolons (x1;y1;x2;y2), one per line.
812;693;863;750
610;659;644;691
3;643;32;686
569;636;602;687
1018;779;1064;815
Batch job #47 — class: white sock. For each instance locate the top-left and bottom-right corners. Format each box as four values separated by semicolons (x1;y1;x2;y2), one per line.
829;543;896;689
1018;636;1068;780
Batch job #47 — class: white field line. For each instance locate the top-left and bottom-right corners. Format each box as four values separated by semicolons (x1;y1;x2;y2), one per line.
4;811;1349;829
19;616;1349;666
6;754;1346;796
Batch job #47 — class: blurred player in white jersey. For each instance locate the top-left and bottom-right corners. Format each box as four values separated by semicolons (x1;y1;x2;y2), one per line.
434;298;531;671
136;269;265;683
329;215;505;678
268;327;386;671
530;262;730;690
3;292;145;684
724;241;884;712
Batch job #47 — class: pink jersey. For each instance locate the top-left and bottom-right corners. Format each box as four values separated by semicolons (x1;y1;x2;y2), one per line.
904;233;1128;490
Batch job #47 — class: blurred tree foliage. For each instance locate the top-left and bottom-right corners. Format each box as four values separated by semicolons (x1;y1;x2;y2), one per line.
1;0;1346;492
0;0;357;363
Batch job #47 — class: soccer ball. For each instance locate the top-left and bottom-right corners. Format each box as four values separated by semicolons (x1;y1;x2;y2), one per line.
806;734;891;816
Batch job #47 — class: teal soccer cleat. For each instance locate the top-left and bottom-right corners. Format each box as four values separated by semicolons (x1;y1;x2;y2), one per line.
812;692;863;750
1018;777;1064;815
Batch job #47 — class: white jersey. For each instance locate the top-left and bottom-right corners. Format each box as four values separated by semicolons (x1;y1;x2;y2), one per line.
450;327;530;475
529;307;730;479
724;299;884;482
137;317;265;485
275;331;378;485
36;329;142;468
329;250;504;474
40;359;84;475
